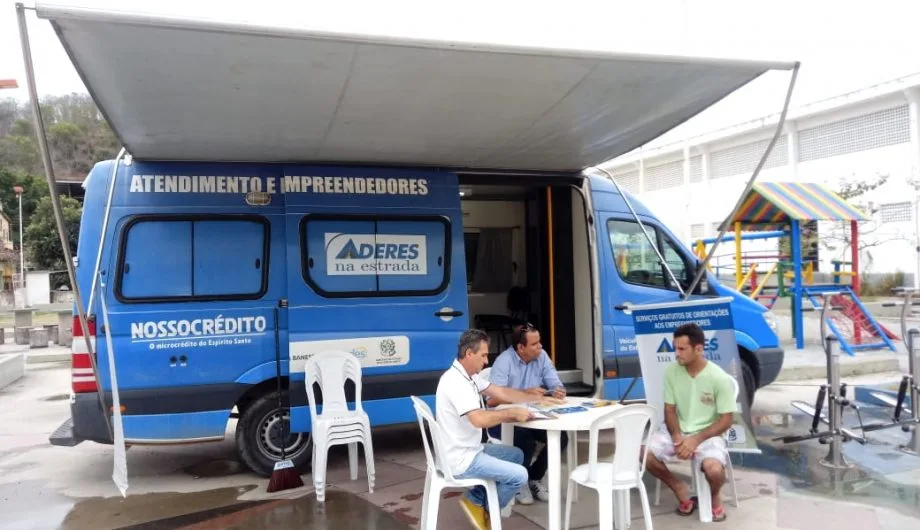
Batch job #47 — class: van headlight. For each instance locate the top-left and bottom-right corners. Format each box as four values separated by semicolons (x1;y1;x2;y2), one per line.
763;311;778;333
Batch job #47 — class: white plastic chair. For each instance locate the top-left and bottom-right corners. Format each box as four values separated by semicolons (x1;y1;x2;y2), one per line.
564;403;658;530
410;396;503;530
305;350;375;502
653;376;740;522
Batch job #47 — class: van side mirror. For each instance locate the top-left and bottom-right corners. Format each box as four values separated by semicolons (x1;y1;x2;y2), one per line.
683;262;709;295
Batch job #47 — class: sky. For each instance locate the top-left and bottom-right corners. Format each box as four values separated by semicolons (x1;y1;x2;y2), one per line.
2;0;920;146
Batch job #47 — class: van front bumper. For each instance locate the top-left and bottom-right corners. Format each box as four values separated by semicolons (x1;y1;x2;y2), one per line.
754;346;785;388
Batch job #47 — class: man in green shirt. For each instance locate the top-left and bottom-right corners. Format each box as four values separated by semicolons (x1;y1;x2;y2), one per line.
645;323;735;522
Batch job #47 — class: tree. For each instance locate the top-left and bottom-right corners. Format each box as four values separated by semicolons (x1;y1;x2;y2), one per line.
0;93;119;180
0;168;48;249
24;195;81;272
820;172;908;272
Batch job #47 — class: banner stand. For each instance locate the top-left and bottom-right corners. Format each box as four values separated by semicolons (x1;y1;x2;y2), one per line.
628;297;760;454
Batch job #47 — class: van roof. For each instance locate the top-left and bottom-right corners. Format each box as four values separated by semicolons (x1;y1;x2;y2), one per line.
37;3;795;173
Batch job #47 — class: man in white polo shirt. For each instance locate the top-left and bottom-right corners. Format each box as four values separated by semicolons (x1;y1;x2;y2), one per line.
436;329;563;530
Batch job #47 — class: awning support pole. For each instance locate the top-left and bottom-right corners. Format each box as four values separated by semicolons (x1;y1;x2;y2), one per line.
87;147;125;312
684;61;801;299
16;2;112;440
589;166;686;299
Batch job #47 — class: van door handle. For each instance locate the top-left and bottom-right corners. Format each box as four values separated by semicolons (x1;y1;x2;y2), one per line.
435;310;464;317
614;305;630;311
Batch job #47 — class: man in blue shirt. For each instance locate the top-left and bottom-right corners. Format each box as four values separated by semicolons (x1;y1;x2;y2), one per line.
486;323;568;504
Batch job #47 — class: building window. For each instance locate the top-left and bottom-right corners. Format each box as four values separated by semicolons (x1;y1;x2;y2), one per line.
690;223;705;240
798;105;910;162
879;201;912;224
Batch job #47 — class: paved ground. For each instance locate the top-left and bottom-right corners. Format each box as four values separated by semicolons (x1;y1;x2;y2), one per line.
1;302;918;529
1;359;919;530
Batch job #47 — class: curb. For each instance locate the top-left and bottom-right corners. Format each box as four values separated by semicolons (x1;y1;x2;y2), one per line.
776;356;900;382
0;353;26;391
26;351;71;364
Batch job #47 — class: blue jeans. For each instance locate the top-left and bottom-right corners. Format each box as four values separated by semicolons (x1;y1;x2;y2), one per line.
455;443;528;512
488;426;569;481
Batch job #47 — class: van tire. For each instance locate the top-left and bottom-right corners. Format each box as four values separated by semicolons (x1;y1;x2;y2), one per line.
235;390;312;478
741;362;756;408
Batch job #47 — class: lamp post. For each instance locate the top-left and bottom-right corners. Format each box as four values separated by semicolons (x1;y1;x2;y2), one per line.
13;185;24;300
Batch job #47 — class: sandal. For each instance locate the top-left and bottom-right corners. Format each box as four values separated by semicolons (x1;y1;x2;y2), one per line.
675;496;698;516
712;505;727;522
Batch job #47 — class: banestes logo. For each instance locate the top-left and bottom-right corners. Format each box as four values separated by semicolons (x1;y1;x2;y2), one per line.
325;233;427;276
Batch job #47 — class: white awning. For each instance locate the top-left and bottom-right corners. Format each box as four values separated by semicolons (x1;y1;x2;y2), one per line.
37;3;795;172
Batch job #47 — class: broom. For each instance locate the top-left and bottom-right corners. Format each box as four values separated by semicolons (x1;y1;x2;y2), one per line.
267;305;304;492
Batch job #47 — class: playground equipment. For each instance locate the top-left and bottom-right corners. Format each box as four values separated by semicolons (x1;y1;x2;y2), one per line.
774;288;920;466
693;182;895;354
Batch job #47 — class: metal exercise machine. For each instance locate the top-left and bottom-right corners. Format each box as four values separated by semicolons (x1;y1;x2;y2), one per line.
774;289;920;468
875;287;920;456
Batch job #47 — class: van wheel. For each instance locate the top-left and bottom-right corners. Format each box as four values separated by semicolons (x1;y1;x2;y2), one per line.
741;362;756;409
236;390;312;478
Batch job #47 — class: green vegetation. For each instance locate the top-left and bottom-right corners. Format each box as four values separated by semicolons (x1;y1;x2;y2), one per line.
0;93;118;277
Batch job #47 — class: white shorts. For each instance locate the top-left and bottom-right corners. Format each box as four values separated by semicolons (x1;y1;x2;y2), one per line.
647;425;728;467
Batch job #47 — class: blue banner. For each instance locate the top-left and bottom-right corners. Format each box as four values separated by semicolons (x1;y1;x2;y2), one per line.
630;297;760;453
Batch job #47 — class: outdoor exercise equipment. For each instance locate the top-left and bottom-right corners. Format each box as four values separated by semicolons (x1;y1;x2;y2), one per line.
775;289;920;465
692;182;896;354
868;287;920;455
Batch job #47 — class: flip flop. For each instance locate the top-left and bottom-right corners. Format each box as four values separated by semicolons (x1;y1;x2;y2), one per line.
675;496;698;516
712;505;727;522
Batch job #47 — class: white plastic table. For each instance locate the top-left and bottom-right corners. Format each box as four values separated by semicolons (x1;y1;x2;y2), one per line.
499;397;627;530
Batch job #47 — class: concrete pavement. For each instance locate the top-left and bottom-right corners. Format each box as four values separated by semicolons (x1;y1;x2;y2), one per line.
1;361;919;529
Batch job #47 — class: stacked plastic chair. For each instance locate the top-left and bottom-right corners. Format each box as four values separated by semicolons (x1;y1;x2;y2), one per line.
304;350;376;502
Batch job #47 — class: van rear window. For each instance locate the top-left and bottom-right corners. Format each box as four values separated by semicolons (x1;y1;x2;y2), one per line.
116;215;269;302
301;215;450;298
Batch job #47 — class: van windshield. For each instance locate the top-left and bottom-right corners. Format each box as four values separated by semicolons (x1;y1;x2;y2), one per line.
607;219;692;291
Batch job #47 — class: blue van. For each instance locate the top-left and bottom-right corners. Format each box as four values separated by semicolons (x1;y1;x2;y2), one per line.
53;160;782;476
33;3;791;477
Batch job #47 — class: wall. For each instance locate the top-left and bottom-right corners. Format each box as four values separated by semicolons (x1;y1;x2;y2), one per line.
605;87;920;282
26;271;50;306
0;215;12;250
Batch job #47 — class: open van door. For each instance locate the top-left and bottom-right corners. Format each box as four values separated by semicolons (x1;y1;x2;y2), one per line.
601;214;709;399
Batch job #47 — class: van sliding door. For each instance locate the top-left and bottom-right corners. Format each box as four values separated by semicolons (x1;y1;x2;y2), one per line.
282;169;469;432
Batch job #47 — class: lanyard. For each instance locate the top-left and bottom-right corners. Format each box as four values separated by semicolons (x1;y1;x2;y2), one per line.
453;364;485;409
455;364;489;442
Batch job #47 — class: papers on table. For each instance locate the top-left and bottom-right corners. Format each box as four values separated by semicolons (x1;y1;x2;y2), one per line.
526;398;618;418
581;399;616;408
528;399;572;411
527;408;557;420
502;398;620;421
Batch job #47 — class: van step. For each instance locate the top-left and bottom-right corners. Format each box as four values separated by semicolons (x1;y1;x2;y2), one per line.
564;382;594;396
557;369;583;384
48;417;82;447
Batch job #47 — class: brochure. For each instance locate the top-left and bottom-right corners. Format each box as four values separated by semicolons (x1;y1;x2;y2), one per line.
582;399;616;408
527;409;556;420
548;405;588;415
529;399;572;411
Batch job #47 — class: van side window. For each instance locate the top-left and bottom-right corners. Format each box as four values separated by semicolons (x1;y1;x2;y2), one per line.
607;219;690;291
301;216;450;298
117;216;269;302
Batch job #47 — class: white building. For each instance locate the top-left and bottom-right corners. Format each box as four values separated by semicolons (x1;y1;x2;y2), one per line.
601;73;920;287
